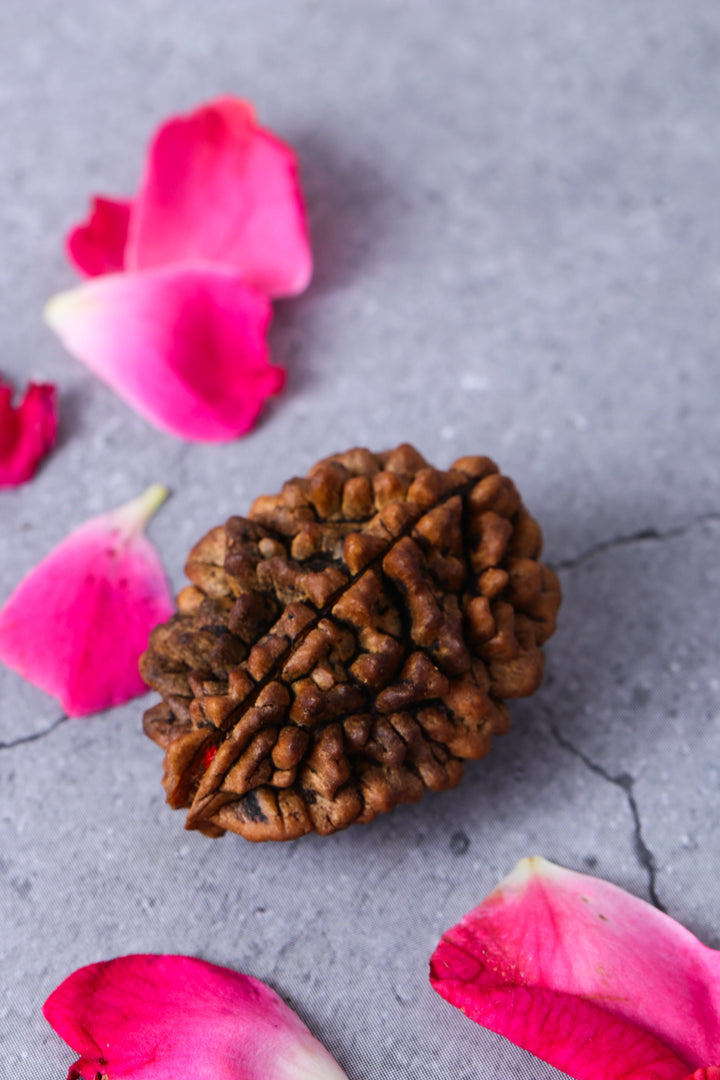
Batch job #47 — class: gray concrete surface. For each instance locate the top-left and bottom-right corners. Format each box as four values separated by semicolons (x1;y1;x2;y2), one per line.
1;2;719;1077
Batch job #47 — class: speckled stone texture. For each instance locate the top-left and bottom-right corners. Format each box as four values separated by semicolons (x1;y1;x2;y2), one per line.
1;2;719;1078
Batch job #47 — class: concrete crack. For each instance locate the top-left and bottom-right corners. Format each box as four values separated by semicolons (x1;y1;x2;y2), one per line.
552;511;720;574
0;714;69;751
549;724;665;911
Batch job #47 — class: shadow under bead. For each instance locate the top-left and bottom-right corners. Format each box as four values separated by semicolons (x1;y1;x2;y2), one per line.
140;444;561;841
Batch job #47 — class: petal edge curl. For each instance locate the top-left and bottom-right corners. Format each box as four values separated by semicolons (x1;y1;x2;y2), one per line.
430;857;720;1080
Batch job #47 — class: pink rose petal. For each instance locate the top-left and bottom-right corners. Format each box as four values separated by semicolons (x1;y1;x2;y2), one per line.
0;485;173;716
54;99;310;439
66;197;133;277
127;97;312;297
430;857;720;1080
45;265;280;441
43;954;349;1080
0;378;57;488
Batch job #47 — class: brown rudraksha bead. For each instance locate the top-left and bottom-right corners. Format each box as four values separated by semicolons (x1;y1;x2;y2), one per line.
141;444;561;840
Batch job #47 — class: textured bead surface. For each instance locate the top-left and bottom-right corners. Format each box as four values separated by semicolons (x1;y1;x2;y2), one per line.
141;444;561;840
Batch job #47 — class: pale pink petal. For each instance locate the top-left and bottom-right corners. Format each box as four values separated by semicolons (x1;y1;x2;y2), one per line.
0;485;173;716
66;197;133;277
0;378;57;488
43;954;349;1080
45;265;281;441
430;857;720;1080
127;97;312;297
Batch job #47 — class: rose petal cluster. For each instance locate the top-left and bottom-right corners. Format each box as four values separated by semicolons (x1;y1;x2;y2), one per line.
430;856;720;1080
0;377;57;487
43;954;349;1080
46;97;312;441
0;485;173;715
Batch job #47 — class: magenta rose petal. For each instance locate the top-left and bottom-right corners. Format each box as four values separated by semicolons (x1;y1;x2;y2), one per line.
0;378;58;488
430;857;720;1080
45;264;280;441
66;196;133;277
127;97;312;297
0;484;173;716
43;954;350;1080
